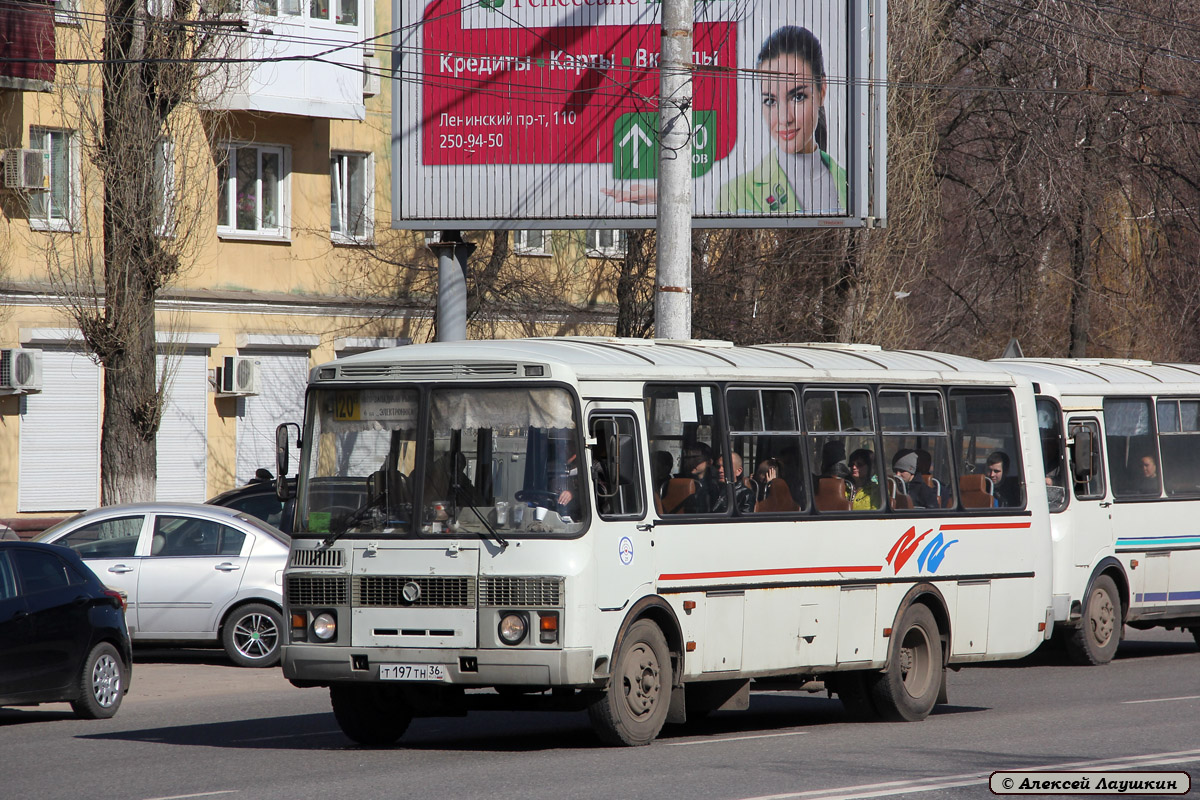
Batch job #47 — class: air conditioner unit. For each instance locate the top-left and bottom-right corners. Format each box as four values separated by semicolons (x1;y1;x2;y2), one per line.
363;53;381;97
219;355;260;396
3;149;50;191
0;349;44;393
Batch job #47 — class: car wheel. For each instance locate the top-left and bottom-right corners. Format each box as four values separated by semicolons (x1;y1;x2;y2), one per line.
330;684;412;746
70;642;125;720
223;603;283;668
867;603;942;722
1064;575;1121;666
587;618;672;746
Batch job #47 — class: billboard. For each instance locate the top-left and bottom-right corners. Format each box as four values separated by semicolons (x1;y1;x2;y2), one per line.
392;0;885;229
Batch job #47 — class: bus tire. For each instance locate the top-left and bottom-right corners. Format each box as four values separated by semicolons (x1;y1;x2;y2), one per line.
588;619;671;746
868;603;942;722
1192;627;1200;650
830;671;880;721
1065;575;1121;666
330;684;412;746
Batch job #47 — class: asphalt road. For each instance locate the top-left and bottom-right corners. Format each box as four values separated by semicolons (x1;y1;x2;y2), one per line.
2;627;1198;800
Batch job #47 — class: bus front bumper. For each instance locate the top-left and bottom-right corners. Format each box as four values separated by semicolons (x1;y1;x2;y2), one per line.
283;644;596;687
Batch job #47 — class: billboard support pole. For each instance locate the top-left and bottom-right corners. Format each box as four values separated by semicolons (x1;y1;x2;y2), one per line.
430;231;475;342
654;0;694;340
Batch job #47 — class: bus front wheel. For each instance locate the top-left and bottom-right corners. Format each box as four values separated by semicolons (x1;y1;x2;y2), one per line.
330;684;412;746
1065;574;1121;666
589;619;672;746
869;603;942;722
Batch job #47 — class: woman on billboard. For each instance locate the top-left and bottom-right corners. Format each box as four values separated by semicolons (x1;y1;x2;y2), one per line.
717;25;845;214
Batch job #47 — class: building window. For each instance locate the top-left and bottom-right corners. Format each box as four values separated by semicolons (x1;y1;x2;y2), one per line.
586;229;627;257
217;144;288;239
337;0;357;24
513;229;550;256
28;128;77;231
54;0;80;23
330;152;372;243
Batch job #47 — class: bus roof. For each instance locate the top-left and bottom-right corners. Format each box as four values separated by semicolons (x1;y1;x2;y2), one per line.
325;338;1019;384
995;358;1200;392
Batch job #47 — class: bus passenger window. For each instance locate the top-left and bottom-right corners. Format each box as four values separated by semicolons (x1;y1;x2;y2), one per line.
804;389;878;513
1103;398;1159;499
645;385;727;515
949;390;1025;510
1157;399;1200;497
880;390;952;511
726;387;805;514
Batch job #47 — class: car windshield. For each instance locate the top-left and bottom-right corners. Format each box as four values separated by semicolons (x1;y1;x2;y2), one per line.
299;386;585;537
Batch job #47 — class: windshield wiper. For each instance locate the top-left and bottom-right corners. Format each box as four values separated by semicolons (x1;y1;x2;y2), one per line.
321;494;383;548
449;481;509;552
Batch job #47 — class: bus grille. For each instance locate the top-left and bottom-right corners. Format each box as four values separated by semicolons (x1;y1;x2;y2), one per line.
287;575;349;606
479;576;563;607
290;548;344;568
354;576;476;608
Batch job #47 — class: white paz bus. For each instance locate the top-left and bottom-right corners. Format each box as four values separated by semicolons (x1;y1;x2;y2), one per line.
277;339;1054;746
998;358;1200;664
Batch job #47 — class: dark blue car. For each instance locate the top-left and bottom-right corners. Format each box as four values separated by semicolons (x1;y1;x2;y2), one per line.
0;540;132;718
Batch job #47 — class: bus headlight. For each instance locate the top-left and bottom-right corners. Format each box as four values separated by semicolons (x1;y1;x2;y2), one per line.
498;612;528;645
312;612;337;641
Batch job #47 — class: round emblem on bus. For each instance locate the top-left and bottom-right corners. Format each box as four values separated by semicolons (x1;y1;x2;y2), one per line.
619;536;634;566
401;581;422;604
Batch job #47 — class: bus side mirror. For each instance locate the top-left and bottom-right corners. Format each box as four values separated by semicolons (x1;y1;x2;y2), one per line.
275;422;301;501
1071;427;1094;482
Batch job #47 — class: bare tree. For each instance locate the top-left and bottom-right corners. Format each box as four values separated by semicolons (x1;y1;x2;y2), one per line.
39;6;234;503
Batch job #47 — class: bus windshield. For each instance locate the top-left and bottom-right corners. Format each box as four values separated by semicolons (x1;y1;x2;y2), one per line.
299;386;585;537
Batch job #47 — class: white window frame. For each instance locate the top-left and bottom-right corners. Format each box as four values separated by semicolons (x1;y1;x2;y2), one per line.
513;229;551;256
28;127;80;233
216;142;290;241
586;229;628;258
330;151;373;245
54;0;81;23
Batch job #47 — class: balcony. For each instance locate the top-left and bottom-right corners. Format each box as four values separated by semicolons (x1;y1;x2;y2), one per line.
202;1;366;121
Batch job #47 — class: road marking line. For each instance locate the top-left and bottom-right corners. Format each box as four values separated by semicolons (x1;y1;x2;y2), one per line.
1122;694;1200;704
666;731;809;746
733;748;1200;800
142;792;238;800
231;729;341;743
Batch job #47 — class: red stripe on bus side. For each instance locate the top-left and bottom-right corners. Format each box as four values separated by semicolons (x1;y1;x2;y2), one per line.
938;522;1033;531
658;565;884;581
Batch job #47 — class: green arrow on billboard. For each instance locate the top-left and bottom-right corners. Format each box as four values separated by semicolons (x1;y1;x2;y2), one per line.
613;112;716;180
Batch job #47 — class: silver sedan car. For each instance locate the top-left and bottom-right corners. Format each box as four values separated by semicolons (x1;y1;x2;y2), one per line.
36;503;289;668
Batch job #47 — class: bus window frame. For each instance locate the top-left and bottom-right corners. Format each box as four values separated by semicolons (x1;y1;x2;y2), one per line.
588;411;647;522
724;383;808;516
947;387;1027;511
644;382;731;520
1069;417;1106;502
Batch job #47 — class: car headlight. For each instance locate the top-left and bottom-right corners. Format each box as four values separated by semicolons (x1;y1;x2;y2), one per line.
498;612;528;645
312;612;337;641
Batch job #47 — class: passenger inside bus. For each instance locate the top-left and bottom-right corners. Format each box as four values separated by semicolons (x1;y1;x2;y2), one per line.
986;451;1022;507
715;454;756;514
892;450;938;509
848;448;880;510
1135;453;1162;495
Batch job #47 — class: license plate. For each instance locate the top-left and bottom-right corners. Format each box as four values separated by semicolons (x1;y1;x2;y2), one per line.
379;663;447;682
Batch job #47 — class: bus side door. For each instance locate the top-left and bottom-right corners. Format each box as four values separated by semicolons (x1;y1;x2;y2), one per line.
587;408;654;611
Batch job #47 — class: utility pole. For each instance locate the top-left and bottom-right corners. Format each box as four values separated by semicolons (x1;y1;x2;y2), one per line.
654;0;694;340
430;231;476;342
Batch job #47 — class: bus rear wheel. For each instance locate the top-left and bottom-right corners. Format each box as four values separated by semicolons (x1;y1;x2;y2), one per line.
589;619;671;746
330;684;412;746
868;604;942;722
1065;575;1121;666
